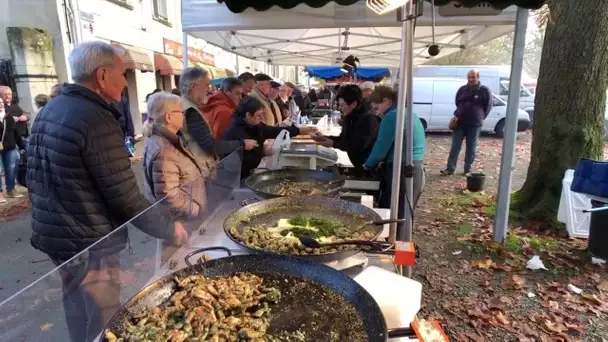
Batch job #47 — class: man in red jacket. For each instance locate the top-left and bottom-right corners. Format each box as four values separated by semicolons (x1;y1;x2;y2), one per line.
202;77;244;139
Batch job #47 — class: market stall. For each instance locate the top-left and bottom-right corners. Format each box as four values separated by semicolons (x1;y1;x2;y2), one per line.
0;1;548;341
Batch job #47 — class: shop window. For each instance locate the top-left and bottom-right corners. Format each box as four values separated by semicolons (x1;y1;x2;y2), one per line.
153;0;169;21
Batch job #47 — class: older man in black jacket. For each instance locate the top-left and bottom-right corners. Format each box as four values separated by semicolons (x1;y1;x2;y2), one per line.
27;41;186;342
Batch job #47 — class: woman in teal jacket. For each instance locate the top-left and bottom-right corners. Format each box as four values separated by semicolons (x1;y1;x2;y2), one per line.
363;86;426;215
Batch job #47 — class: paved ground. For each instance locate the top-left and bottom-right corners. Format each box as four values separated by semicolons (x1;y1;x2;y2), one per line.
0;133;535;304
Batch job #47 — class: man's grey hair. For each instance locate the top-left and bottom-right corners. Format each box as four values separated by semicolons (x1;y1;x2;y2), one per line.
468;69;480;77
179;67;209;98
68;41;121;83
220;77;243;92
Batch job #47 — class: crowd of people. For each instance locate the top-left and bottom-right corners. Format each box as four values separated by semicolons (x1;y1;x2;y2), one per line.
5;38;492;341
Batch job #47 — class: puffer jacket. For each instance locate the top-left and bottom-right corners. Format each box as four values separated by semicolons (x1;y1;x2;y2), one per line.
250;88;282;126
27;84;174;260
223;115;300;178
143;125;206;220
201;91;236;140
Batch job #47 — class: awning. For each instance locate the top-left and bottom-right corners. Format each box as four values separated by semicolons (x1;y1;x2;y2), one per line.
182;1;519;66
112;43;154;72
305;66;390;81
213;68;228;78
199;64;226;79
154;53;185;76
217;0;546;13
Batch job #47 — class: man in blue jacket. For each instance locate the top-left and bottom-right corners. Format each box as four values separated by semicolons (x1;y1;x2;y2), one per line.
363;86;426;213
441;69;492;175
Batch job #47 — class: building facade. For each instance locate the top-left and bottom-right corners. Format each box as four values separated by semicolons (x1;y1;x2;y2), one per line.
0;0;298;136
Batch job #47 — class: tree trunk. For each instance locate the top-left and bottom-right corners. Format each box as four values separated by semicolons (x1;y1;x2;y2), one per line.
513;0;608;227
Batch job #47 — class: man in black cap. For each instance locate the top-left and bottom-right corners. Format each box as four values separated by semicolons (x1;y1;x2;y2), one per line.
250;73;281;126
238;72;256;96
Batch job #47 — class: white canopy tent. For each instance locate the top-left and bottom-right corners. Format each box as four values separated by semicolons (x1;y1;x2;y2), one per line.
182;0;518;67
181;1;535;271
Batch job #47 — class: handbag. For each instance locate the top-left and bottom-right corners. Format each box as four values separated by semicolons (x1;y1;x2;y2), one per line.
571;158;608;199
449;117;459;131
17;152;27;187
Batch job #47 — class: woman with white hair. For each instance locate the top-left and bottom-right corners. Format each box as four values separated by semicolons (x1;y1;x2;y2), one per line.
143;92;206;220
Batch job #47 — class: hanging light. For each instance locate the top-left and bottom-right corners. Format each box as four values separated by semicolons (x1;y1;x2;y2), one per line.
341;55;359;73
366;0;410;15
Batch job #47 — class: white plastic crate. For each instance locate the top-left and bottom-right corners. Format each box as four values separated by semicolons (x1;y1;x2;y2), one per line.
558;170;591;238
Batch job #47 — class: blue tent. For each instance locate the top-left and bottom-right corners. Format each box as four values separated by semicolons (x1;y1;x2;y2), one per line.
304;66;390;81
210;77;227;88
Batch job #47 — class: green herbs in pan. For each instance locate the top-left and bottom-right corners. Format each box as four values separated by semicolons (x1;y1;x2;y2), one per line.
104;273;280;342
231;216;376;255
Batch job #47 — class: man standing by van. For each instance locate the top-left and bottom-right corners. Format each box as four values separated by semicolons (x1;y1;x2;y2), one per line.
440;69;492;175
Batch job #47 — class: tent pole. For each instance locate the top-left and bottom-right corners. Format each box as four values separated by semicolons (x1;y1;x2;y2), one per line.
391;0;414;277
494;8;529;243
183;32;189;68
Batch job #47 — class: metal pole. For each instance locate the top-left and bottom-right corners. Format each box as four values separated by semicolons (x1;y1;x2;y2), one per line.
182;32;189;68
390;1;414;266
493;8;529;243
389;5;407;243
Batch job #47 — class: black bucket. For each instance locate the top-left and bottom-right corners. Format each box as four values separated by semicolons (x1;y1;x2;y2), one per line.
589;200;608;260
466;172;486;192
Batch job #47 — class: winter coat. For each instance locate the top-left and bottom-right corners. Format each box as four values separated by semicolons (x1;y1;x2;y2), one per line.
6;103;30;138
250;88;281;126
223;116;300;178
329;104;380;176
202;90;237;140
454;84;493;128
27;84;174;260
0;114;24;151
181;97;242;178
143;125;206;220
113;93;135;138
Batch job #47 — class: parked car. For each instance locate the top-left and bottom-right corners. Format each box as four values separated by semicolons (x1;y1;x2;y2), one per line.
412;65;536;119
412;77;531;138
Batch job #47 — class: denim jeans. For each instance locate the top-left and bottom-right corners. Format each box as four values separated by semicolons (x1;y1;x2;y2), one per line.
447;126;481;172
51;252;121;342
0;148;19;192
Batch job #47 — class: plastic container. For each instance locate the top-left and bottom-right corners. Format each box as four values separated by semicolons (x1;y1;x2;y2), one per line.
466;172;486;192
589;200;608;260
558;169;591;238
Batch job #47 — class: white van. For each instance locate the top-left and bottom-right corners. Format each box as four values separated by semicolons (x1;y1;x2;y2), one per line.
412;65;536;115
412;77;531;137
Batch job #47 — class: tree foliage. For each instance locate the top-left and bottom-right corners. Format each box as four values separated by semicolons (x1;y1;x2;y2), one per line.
426;14;545;78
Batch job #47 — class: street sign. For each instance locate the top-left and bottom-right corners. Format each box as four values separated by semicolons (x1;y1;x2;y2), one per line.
438;3;502;17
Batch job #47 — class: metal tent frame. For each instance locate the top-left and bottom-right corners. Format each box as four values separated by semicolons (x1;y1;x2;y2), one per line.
181;1;517;67
181;0;539;275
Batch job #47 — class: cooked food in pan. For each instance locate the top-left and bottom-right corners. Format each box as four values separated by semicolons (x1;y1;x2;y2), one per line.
104;273;281;342
269;180;327;197
229;216;376;255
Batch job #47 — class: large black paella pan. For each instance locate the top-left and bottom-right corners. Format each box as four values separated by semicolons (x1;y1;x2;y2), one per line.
102;248;397;341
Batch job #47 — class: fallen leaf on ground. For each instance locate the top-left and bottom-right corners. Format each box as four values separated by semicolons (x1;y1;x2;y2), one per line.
472;259;493;269
598;280;608;292
582;293;603;306
496;311;510;325
508;275;525;289
40;323;53;331
544;320;567;333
